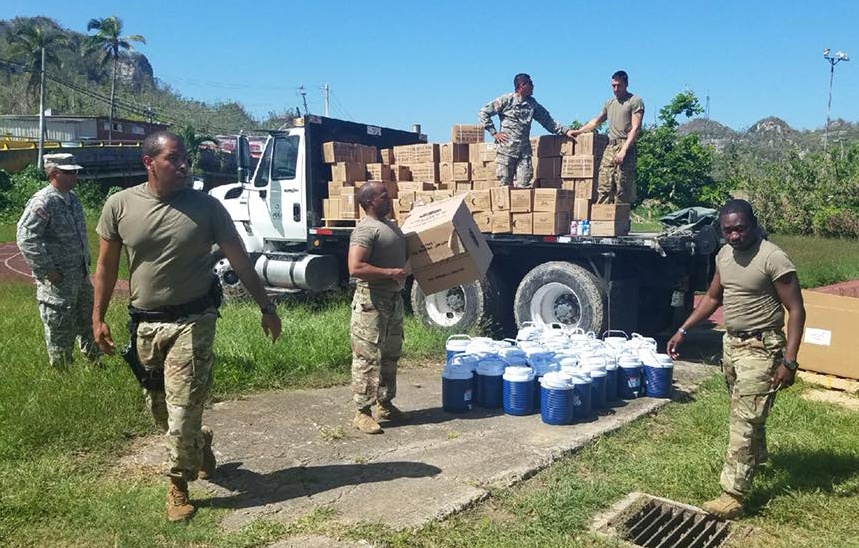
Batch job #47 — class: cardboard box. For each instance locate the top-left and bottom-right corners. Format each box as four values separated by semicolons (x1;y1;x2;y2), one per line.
591;203;631;221
530;135;565;157
560;139;576;156
511;213;533;234
439;161;454;183
398;181;435;192
561;155;596;178
358;144;379;164
339;188;360;219
366;163;392;181
532;211;572;236
561;179;575;191
390;165;411;182
323;141;356;163
331;162;365;185
465;190;491;212
575;132;609;156
323;197;341;219
798;290;859;379
536;178;562;189
327;180;347;198
434;189;454;200
452;162;471;182
479;142;497;162
409;162;440;183
510;189;533;213
414;191;436;207
470;161;495;181
402;195;493;294
590;218;630;237
471;179;496;190
533;188;573;213
392;145;413;165
572;177;596;199
533;156;562;179
454;182;473;194
472;211;492;232
572;198;592;221
397;191;416;211
440;142;470;163
411;144;440;164
491;211;512;233
380;148;395;165
451;124;485;144
490;186;510;211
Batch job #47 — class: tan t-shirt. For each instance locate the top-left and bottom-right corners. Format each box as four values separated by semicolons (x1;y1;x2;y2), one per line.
350;216;406;292
716;238;796;332
97;183;239;309
602;92;644;140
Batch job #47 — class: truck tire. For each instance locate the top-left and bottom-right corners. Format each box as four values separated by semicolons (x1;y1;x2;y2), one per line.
410;266;511;336
513;261;606;333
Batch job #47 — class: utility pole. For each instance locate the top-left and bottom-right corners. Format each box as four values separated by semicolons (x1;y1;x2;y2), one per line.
298;85;309;115
823;48;850;149
37;47;46;170
322;83;329;117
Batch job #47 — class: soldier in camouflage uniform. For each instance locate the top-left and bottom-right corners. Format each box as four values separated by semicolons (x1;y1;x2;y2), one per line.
572;70;644;204
479;73;576;187
16;153;100;368
92;131;282;522
348;181;408;434
667;199;805;520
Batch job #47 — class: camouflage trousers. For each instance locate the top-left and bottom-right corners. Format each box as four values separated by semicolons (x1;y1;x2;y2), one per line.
350;286;404;410
136;310;218;482
719;330;786;497
496;153;534;187
596;142;637;204
36;276;100;368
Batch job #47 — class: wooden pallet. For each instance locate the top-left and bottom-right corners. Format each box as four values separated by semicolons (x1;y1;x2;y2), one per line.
323;218;358;228
797;370;859;394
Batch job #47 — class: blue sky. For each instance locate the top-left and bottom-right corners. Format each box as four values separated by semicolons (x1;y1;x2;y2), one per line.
3;0;858;141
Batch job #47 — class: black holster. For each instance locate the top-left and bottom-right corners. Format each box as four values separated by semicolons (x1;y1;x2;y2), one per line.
121;314;164;391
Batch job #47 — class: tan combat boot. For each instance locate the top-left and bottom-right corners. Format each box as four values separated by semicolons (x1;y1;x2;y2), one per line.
198;426;217;480
701;492;744;520
373;401;409;423
353;408;383;434
166;478;195;522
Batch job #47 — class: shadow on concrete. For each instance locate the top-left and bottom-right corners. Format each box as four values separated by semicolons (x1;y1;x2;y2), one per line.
745;449;859;516
386;405;505;427
204;460;442;510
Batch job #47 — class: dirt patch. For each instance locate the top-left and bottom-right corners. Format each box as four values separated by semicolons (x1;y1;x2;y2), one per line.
0;242;128;292
801;388;859;411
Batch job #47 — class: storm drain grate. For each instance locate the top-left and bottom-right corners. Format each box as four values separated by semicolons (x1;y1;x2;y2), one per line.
591;492;747;548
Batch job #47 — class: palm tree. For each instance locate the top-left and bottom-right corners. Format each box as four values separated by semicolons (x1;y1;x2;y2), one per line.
86;16;145;141
7;20;69;110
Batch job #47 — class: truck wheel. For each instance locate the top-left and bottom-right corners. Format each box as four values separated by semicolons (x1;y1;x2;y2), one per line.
513;261;606;333
410;267;511;336
213;256;250;301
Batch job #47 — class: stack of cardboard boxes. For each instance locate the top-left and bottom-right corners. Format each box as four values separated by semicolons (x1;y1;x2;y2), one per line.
320;127;631;237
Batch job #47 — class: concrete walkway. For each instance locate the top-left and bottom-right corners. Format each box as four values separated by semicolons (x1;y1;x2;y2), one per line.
122;360;718;541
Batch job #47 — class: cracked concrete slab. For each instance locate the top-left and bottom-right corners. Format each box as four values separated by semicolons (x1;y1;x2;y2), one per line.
121;360;717;535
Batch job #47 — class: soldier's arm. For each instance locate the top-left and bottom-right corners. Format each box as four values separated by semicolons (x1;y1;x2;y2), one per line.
774;272;805;363
92;237;122;355
533;102;565;136
478;97;500;137
16;201;56;280
571;110;608;137
625;109;644;149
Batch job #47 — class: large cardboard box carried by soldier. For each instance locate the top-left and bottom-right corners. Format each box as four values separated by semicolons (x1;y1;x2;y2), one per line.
797;289;859;380
401;195;493;295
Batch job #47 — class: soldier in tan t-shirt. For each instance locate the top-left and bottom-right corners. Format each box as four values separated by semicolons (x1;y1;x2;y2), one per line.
347;181;409;434
667;199;805;520
571;70;644;204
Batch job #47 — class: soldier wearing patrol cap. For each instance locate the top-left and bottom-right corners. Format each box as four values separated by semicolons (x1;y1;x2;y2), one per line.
16;153;101;368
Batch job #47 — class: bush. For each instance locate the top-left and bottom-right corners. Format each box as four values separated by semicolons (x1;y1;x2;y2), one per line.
0;166;46;223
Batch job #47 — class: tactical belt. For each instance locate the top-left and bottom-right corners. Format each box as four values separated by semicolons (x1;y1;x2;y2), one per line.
726;329;766;340
128;280;223;323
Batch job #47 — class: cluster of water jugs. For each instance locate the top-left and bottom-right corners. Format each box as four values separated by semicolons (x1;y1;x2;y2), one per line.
441;324;675;425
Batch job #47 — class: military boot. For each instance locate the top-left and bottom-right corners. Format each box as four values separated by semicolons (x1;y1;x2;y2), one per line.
166;478;195;522
701;492;744;520
198;426;217;480
353;408;383;434
373;401;409;423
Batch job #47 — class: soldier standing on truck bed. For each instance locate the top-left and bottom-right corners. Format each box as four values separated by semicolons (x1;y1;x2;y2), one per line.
92;131;282;522
667;199;806;520
16;153;101;368
571;70;644;204
348;181;409;434
479;73;577;187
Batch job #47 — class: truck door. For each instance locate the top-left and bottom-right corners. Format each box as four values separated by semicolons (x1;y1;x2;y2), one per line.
247;131;306;243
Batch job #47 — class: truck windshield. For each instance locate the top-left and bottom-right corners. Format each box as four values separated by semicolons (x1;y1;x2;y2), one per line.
254;134;300;187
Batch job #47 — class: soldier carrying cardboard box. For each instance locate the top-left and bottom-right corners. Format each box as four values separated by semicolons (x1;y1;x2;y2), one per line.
479;73;576;188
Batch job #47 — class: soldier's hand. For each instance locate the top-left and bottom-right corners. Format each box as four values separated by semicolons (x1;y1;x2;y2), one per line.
666;332;684;359
46;271;62;285
494;132;509;144
261;313;282;343
565;129;577;140
771;364;796;391
388;268;407;283
613;150;626;166
93;321;116;355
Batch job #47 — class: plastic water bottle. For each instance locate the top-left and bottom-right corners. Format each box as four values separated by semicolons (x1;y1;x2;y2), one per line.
581;220;590;236
570;221;578;236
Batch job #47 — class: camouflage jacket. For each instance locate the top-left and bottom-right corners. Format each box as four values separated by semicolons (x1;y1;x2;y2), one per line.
478;92;566;158
16;185;90;280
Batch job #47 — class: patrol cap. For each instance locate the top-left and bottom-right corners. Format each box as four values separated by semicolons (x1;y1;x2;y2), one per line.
43;153;83;172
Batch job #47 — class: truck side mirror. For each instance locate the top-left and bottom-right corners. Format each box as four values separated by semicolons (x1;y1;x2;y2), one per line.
237;134;251;184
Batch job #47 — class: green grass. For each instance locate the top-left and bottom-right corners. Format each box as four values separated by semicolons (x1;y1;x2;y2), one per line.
770;234;859;289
